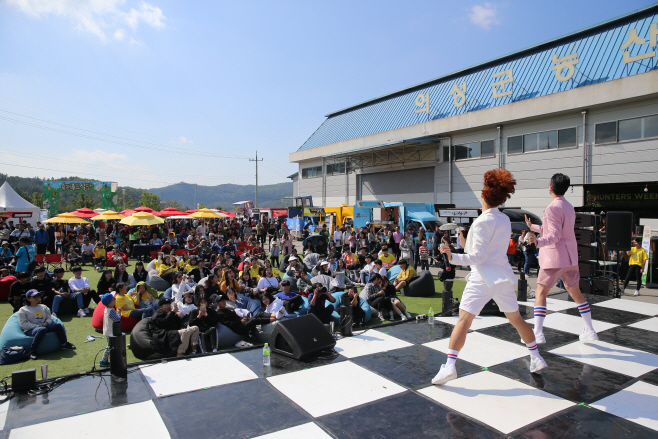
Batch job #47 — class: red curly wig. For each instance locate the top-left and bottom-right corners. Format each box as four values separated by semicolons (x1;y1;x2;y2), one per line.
481;169;516;207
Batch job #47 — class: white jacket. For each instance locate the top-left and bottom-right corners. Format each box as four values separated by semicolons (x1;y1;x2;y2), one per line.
451;208;516;288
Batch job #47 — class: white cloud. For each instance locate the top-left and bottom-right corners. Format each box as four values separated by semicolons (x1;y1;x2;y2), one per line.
7;0;166;42
69;149;146;172
174;136;193;144
469;3;500;30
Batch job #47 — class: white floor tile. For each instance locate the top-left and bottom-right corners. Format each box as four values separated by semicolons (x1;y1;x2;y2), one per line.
593;298;658;316
590;381;658;432
418;372;575;434
0;395;8;430
250;422;332;438
525;312;617;335
434;315;509;331
8;401;169;439
267;361;406;418
423;332;530;367
140;354;258;397
630;317;658;333
334;331;412;358
518;297;576;312
549;340;658;377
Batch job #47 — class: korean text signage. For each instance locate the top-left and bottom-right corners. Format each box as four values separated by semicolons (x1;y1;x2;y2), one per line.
300;9;658;151
357;201;385;208
43;181;117;217
438;209;479;218
584;183;658;210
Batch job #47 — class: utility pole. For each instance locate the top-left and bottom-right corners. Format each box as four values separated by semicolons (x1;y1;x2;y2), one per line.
122;188;126;211
250;151;264;207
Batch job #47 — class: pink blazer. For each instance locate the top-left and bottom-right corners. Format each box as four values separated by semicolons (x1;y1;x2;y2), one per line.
530;197;578;269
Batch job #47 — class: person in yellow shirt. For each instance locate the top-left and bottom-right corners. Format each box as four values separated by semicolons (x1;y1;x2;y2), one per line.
393;259;417;292
93;243;107;268
239;259;261;282
379;246;397;270
624;238;648;296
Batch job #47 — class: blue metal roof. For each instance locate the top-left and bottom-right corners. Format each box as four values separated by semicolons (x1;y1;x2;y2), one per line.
298;4;658;152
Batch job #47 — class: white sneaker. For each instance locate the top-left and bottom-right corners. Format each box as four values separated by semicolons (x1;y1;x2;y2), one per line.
401;314;408;321
405;312;412;319
83;308;90;314
530;356;548;374
432;364;457;385
521;333;546;344
379;314;386;322
634;290;640;296
579;328;599;342
276;308;286;320
77;309;86;318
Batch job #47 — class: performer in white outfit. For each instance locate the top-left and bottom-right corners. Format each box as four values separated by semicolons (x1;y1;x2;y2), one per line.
432;169;548;385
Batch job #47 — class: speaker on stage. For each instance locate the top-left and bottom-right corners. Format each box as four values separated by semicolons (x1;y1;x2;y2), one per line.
270;314;336;360
109;334;127;379
606;211;633;251
577;245;598;261
575;213;598;228
578;261;597;277
480;299;503;316
575;229;596;246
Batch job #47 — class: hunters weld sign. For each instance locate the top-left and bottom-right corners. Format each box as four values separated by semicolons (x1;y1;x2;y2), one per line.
584;182;658;211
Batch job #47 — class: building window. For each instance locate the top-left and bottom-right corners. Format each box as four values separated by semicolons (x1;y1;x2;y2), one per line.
509;127;577;154
301;166;322;178
595;122;617;144
558;128;577;148
596;114;658;145
444;139;495;161
507;136;523;154
326;163;346;175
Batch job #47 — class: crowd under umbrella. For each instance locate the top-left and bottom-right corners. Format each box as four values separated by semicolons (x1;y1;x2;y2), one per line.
190;208;224;219
119;211;165;226
68;208;98;218
90;210;125;221
43;212;90;225
159;207;185;217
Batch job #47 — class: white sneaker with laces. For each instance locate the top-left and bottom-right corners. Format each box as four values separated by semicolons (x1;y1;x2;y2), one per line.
77;309;86;318
579;327;599;342
379;314;386;322
530;356;548;374
401;314;408;321
432;364;457;385
634;290;640;296
276;307;286;320
405;312;412;318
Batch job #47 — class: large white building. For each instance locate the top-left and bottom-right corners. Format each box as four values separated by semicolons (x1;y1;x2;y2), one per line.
289;5;658;220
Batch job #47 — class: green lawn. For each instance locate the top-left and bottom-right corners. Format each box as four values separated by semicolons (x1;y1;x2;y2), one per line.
0;263;466;380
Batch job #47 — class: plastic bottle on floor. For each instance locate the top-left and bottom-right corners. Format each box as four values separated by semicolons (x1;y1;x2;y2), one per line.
263;343;271;366
428;308;434;325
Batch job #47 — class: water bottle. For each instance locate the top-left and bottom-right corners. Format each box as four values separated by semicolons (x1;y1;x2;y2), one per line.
263;343;271;366
428;308;434;325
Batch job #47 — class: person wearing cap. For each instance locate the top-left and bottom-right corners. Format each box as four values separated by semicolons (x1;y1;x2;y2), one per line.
393;259;417;292
99;293;122;368
0;241;13;265
19;289;76;360
146;297;200;357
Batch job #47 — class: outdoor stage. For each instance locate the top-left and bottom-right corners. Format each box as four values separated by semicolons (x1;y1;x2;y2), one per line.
3;292;658;438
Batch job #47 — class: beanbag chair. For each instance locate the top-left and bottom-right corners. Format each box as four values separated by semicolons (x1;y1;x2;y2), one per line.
130;318;176;361
330;291;371;324
0;276;17;301
0;313;67;355
387;265;402;282
149;275;170;292
105;251;128;267
216;322;245;349
146;260;157;273
92;296;141;333
403;270;435;297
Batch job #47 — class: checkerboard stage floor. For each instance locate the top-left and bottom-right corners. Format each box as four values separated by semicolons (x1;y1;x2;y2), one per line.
4;292;658;438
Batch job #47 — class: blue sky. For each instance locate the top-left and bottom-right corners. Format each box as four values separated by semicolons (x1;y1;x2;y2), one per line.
0;0;654;189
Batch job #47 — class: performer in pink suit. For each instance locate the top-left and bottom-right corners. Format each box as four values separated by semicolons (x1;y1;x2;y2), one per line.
525;173;598;343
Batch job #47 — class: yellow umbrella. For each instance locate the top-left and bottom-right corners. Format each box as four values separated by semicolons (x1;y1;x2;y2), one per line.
119;211;165;226
91;210;125;220
43;213;90;224
190;208;224;219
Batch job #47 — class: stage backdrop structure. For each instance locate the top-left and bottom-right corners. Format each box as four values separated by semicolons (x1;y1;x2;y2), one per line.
43;181;118;217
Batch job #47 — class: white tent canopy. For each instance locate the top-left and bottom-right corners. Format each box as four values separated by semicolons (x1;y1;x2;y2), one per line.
0;181;40;226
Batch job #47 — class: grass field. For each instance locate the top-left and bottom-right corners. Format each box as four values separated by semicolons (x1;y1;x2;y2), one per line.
0;263;466;380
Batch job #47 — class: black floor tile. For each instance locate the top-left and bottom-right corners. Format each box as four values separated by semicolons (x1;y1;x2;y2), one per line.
231;348;347;378
513;405;657;438
640;368;658;386
376;320;453;344
318;391;504;438
563;306;646;325
156;379;311;439
351;344;481;390
597;326;658;355
489;352;632;403
549;292;612;304
518;304;533;318
7;371;152;430
478;324;580;351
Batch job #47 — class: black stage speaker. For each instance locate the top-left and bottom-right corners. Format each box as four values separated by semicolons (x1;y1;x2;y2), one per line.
577;245;598;261
270;314;336;360
575;229;596;246
109;334;127;379
579;278;610;296
607;211;633;251
12;368;35;392
578;261;597;278
480;299;504;316
575;213;597;228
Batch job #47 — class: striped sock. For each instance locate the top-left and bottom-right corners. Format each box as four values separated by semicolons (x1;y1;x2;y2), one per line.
526;341;540;360
533;306;547;334
577;302;595;332
446;349;459;367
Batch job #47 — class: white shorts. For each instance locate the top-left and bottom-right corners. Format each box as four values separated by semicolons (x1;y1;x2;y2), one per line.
459;277;518;316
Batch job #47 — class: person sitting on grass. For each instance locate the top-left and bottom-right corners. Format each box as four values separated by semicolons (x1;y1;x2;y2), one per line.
10;272;33;313
30;266;54;310
308;283;336;324
364;273;392;322
393;259;417;292
134;281;160;311
217;292;281;345
68;265;100;315
99;293;121;368
188;296;219;353
341;286;365;328
114;263;136;290
381;275;411;321
146;298;199;357
97;269;116;297
188;258;211;284
132;261;150;285
115;282;155;320
276;279;302;314
93;242;107;269
66;247;82;266
18;289;75;360
175;291;198;322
